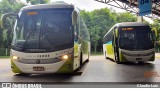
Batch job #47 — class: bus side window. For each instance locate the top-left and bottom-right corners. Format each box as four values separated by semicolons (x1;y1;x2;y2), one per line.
80;17;88;41
74;25;78;41
74;15;79;42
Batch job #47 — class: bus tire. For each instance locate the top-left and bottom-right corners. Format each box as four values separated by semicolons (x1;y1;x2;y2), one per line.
79;52;83;68
105;52;107;59
86;52;89;62
138;61;144;64
15;73;30;76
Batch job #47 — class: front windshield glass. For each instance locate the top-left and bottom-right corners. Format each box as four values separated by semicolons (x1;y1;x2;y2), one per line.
12;9;73;52
119;26;154;50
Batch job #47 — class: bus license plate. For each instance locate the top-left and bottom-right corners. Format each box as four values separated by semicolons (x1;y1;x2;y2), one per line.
33;67;44;71
136;58;142;60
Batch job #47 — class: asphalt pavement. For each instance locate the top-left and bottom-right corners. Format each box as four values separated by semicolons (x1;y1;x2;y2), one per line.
0;55;160;82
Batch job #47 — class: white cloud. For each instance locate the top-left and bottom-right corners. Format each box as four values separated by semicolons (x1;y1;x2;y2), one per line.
51;0;125;12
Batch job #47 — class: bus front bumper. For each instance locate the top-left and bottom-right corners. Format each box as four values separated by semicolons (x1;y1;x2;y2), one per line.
120;53;155;62
11;60;73;74
119;49;155;62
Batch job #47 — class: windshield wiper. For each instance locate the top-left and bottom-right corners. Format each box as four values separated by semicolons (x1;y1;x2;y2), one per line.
21;30;35;51
40;33;54;51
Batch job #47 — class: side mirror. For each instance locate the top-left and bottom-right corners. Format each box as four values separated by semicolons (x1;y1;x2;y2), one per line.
72;11;78;25
1;13;17;48
1;13;18;29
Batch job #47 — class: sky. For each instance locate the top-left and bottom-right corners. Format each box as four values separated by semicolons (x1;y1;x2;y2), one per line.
18;0;153;23
20;0;125;12
51;0;125;12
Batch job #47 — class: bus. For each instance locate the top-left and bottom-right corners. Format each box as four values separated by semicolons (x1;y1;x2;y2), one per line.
103;22;155;63
1;3;90;74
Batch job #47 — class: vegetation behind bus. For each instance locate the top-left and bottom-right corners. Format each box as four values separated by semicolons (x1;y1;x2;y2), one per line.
0;0;160;57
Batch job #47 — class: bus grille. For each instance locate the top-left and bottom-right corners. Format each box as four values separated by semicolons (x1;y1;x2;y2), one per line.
122;52;154;56
17;58;60;64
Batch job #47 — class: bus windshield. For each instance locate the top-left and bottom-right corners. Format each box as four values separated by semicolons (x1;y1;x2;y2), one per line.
119;26;154;50
12;9;73;52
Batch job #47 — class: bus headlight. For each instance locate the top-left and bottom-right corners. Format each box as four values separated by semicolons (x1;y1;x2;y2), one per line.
62;55;69;60
12;56;19;61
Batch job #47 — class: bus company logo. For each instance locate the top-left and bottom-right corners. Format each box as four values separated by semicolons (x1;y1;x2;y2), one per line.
2;83;12;88
26;54;50;58
36;59;40;64
37;54;50;58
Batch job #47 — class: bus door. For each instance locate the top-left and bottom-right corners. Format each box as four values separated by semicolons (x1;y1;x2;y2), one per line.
112;27;119;61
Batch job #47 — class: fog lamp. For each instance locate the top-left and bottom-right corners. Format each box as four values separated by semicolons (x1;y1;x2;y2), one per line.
62;55;69;60
12;56;18;60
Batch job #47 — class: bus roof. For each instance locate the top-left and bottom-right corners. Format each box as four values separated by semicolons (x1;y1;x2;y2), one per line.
116;22;149;27
21;3;74;11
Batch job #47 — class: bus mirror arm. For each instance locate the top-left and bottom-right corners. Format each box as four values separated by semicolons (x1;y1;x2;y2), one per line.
1;13;18;29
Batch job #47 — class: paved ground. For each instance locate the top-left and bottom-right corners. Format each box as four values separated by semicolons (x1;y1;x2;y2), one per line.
0;55;160;82
156;53;160;58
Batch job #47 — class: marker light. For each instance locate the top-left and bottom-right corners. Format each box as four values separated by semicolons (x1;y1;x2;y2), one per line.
62;55;69;60
27;12;37;15
12;56;18;60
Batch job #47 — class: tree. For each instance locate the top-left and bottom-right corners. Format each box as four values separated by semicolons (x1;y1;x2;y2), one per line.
151;20;160;36
0;27;2;47
26;0;50;5
0;0;24;15
115;12;137;22
81;8;116;53
150;20;160;51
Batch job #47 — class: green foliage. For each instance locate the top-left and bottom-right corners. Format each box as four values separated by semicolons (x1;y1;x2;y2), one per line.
27;0;50;5
0;48;10;56
52;1;67;4
80;9;116;52
150;20;160;51
0;28;2;47
0;0;24;16
115;12;137;22
150;20;160;37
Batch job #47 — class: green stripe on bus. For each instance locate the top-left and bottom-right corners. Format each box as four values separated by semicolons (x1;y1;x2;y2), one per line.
56;58;74;73
11;60;23;73
119;53;128;62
